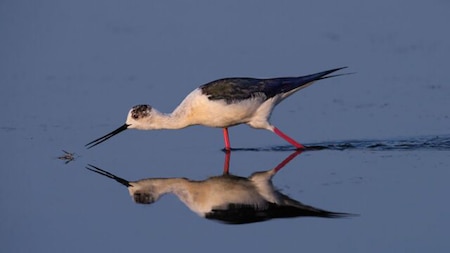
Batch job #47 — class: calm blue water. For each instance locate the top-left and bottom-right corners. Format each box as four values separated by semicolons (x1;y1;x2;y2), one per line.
1;0;449;252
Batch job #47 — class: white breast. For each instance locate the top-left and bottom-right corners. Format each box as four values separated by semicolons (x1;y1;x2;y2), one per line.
174;89;267;128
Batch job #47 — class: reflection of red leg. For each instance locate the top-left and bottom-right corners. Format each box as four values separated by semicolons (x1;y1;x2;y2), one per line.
273;127;305;149
273;150;303;173
223;128;231;150
223;150;231;175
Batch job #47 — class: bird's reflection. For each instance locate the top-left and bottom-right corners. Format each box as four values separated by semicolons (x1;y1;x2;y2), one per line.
87;151;353;224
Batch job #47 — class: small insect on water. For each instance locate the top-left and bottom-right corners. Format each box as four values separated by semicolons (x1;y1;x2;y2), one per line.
58;150;77;164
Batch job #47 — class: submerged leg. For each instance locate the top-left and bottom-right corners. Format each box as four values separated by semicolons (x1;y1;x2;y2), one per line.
273;127;305;150
223;128;231;150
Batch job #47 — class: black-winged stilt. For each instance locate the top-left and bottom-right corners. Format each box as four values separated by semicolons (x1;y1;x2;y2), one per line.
86;67;347;150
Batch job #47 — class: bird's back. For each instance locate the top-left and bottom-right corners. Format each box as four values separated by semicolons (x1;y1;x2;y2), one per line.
200;77;307;104
200;67;345;104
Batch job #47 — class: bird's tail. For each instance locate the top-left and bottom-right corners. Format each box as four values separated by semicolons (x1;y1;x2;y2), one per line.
299;66;349;82
318;67;353;80
271;67;349;99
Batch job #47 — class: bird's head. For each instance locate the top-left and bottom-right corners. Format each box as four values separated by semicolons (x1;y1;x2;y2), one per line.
125;104;155;130
85;104;155;149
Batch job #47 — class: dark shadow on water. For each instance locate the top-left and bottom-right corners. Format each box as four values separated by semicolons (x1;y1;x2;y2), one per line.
225;134;450;152
86;151;356;225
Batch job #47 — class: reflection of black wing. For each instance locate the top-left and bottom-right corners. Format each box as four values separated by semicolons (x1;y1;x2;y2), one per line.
205;202;351;225
205;203;274;224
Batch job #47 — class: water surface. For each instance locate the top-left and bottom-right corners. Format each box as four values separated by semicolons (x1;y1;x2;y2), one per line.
1;1;449;252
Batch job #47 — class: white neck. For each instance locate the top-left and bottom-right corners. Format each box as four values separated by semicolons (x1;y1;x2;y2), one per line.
149;88;202;130
146;108;193;130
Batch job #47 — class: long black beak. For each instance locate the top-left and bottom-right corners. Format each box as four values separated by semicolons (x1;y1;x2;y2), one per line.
85;123;129;149
86;164;131;187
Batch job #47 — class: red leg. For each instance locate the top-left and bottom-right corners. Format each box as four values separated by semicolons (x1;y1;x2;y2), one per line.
223;128;231;150
223;150;231;175
273;150;303;173
273;127;306;149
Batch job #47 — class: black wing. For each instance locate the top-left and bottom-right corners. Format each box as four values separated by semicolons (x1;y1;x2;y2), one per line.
200;67;346;104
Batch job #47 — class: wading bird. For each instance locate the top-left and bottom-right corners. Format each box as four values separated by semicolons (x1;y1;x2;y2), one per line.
86;151;353;224
86;67;347;150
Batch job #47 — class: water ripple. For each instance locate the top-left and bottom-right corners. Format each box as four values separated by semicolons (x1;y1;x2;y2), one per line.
307;135;450;151
228;135;450;152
